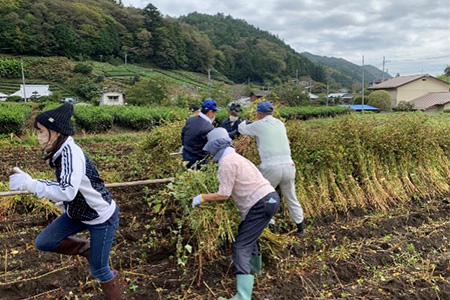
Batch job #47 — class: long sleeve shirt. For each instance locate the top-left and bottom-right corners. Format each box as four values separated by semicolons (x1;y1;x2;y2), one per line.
217;150;275;219
238;116;293;167
181;114;214;158
32;137;117;225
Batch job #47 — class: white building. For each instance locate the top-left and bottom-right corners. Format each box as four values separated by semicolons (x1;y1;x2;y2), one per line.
0;92;8;101
99;91;125;106
11;84;52;99
309;92;319;100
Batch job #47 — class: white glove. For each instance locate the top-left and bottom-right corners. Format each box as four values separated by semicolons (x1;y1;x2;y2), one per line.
192;194;203;208
9;167;36;192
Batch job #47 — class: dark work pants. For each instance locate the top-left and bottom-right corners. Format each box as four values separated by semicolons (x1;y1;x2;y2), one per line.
182;149;208;169
232;192;280;274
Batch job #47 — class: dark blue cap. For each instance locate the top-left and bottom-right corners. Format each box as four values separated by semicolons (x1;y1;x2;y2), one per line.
257;101;274;113
202;99;219;111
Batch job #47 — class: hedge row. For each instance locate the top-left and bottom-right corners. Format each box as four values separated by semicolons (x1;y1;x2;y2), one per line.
73;105;190;133
278;106;350;120
0;102;33;135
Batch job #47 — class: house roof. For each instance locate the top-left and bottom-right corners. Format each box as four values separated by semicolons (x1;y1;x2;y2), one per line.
368;74;448;90
235;97;251;106
410;92;450;110
11;84;51;98
328;93;345;98
251;91;271;97
328;93;353;99
309;93;319;99
339;104;380;111
0;92;8;97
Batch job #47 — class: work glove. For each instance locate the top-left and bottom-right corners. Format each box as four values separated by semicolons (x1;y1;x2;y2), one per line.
9;167;37;192
192;194;203;208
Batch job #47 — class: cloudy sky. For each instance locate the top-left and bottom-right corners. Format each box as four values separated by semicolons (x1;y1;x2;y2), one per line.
122;0;449;76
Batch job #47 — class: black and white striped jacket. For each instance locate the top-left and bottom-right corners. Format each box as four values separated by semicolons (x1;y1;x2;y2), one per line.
33;137;117;225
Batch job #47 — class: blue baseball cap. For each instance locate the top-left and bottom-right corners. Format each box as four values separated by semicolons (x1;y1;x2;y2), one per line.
257;101;274;113
202;99;219;111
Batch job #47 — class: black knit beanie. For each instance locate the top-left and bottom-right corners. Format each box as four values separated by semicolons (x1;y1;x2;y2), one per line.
35;103;74;136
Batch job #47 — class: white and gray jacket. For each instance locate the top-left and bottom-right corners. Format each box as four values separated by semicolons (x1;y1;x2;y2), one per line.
31;137;117;225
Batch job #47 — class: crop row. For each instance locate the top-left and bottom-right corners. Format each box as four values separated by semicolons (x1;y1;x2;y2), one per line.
0;102;33;135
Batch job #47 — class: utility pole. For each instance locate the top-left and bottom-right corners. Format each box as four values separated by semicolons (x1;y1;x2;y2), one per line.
361;56;365;114
124;54;128;65
296;68;299;84
326;78;329;106
207;69;212;97
382;56;390;82
20;58;27;102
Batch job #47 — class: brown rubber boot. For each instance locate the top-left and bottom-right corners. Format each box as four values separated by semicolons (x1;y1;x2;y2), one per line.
54;236;90;261
100;270;122;300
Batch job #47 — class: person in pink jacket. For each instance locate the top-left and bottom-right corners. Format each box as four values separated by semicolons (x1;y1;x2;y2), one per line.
191;127;280;300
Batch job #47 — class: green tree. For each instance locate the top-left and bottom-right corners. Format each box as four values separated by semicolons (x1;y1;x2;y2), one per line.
367;90;392;111
0;58;21;78
267;82;311;106
126;76;170;106
208;82;232;107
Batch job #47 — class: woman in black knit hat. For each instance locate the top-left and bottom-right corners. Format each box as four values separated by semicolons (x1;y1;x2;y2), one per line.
9;103;122;300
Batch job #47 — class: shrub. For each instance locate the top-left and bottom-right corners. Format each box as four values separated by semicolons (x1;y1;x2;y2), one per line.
6;95;23;102
396;101;414;111
0;102;33;135
73;63;93;75
367;90;392;111
73;106;113;133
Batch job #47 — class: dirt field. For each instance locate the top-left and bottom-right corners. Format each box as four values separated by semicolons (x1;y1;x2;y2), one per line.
0;143;449;299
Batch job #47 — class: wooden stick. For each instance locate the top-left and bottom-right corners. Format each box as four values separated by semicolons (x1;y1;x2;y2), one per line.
0;178;175;197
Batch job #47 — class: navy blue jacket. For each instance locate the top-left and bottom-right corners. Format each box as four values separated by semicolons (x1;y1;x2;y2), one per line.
181;116;214;158
220;118;243;139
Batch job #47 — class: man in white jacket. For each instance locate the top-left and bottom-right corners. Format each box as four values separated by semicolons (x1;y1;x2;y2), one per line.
238;101;305;235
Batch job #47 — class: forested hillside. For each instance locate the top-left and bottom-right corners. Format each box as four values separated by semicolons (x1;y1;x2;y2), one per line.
178;12;326;84
0;0;389;88
0;0;324;85
302;52;392;86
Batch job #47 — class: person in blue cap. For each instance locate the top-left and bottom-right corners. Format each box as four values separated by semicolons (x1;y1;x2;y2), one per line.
181;99;218;169
238;101;305;236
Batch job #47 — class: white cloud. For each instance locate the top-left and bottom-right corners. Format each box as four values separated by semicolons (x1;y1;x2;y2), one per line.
122;0;450;76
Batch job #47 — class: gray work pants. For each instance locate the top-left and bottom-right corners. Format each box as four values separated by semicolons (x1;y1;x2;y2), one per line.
260;163;304;224
233;192;280;274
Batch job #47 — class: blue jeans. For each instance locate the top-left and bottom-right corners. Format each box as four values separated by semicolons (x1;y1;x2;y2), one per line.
35;209;119;282
232;192;280;274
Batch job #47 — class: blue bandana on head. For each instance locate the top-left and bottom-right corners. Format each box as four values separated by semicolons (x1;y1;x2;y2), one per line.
203;137;233;162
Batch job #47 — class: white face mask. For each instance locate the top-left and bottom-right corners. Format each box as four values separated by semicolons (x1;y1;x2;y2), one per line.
229;115;239;122
37;130;52;151
36;123;59;151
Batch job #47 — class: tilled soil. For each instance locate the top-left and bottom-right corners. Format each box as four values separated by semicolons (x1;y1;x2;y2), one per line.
0;186;448;299
1;140;449;299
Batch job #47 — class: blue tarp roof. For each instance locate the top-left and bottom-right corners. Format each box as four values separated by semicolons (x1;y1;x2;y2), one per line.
339;104;380;111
